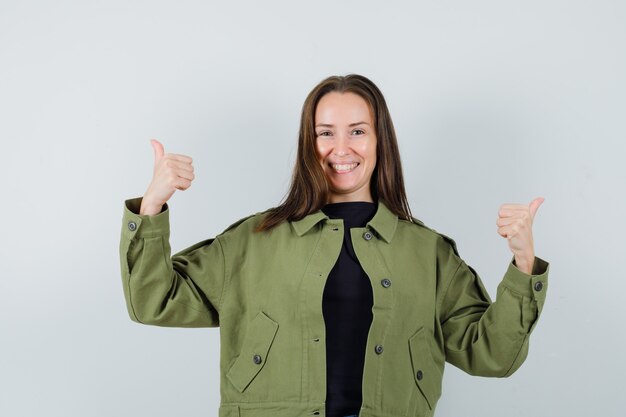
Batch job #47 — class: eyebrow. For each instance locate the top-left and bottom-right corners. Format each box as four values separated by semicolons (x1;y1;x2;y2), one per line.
315;121;370;128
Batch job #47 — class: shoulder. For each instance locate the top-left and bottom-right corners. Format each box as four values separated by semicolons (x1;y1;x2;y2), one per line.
216;207;276;238
398;215;460;257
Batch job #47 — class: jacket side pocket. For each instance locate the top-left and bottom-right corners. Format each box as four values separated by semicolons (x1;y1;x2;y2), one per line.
408;327;442;410
218;405;240;417
226;311;279;393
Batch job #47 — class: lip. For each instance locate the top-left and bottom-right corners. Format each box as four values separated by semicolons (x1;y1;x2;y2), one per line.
328;161;360;174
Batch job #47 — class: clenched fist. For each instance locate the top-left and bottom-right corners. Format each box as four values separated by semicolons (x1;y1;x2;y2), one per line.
139;139;195;215
496;197;544;274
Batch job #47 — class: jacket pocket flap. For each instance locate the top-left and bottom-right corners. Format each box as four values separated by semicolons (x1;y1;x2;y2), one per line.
408;327;442;409
226;311;279;393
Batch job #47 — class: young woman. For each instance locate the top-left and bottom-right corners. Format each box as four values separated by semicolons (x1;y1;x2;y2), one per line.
119;74;549;417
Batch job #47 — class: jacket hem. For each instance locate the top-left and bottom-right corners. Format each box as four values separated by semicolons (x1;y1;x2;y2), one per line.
219;402;435;417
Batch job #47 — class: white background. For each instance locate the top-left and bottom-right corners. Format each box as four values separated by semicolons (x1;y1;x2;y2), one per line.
1;1;624;416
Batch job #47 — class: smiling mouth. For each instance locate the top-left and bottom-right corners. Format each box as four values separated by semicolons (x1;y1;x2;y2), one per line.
330;162;359;173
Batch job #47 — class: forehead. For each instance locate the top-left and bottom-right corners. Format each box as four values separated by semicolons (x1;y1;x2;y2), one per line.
315;91;373;124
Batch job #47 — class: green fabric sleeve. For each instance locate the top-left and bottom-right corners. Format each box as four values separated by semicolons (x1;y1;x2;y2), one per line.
438;236;549;377
119;196;226;328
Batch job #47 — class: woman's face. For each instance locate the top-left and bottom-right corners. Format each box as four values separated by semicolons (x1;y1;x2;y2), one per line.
314;91;377;203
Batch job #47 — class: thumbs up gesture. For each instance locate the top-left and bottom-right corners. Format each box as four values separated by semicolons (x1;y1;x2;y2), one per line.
140;139;195;215
496;197;544;274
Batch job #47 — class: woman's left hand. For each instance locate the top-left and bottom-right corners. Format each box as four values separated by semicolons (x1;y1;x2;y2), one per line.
496;197;544;274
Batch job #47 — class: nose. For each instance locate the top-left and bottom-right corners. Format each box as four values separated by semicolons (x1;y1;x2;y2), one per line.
333;133;350;157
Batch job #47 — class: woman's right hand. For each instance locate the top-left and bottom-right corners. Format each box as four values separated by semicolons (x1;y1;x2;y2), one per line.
140;139;195;215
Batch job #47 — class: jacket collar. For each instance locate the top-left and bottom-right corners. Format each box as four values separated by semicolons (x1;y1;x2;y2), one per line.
290;200;398;243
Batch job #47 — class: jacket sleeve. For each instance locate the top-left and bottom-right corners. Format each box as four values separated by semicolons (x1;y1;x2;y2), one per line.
119;196;226;328
437;235;549;377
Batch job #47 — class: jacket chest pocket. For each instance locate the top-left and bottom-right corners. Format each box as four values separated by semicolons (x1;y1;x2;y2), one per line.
408;327;443;411
226;311;279;393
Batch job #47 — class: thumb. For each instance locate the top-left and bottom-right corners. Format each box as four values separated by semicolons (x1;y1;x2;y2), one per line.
528;197;544;221
150;139;164;164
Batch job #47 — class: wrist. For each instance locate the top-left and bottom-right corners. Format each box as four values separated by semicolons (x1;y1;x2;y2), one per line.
514;254;535;275
140;196;164;216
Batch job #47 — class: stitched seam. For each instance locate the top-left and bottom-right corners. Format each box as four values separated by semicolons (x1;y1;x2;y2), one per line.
216;236;228;314
159;234;192;312
299;225;324;401
126;237;144;324
438;259;463;322
371;242;394;409
499;282;535;299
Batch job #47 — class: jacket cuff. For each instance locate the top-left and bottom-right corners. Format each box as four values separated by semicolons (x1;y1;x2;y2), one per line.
121;196;170;240
501;256;549;302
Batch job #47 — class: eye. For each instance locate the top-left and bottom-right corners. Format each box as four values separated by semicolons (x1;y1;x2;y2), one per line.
317;131;332;137
351;128;365;135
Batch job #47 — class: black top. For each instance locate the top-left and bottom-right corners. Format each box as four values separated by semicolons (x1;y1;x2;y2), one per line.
321;201;377;417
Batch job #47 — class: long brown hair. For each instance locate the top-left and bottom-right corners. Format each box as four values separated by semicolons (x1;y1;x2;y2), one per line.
255;74;413;232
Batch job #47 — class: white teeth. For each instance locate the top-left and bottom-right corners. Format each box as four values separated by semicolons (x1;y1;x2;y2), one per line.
331;163;358;172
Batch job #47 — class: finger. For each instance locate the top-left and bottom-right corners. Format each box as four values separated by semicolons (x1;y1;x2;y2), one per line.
176;168;195;181
497;225;516;239
166;153;193;163
174;177;192;191
497;226;512;238
162;158;194;172
528;197;545;221
499;204;528;210
498;203;524;216
496;217;517;227
498;208;517;217
151;139;164;163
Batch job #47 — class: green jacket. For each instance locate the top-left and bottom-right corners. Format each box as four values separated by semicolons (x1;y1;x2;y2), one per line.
119;196;549;417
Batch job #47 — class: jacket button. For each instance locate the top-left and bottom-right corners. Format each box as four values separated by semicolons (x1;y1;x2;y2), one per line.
375;344;384;354
381;278;391;288
128;221;137;231
363;231;373;241
534;281;544;292
253;354;262;364
416;370;423;380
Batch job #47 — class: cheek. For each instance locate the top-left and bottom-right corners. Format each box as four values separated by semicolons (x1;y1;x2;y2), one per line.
368;140;377;164
356;142;376;162
370;147;377;164
315;141;329;160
